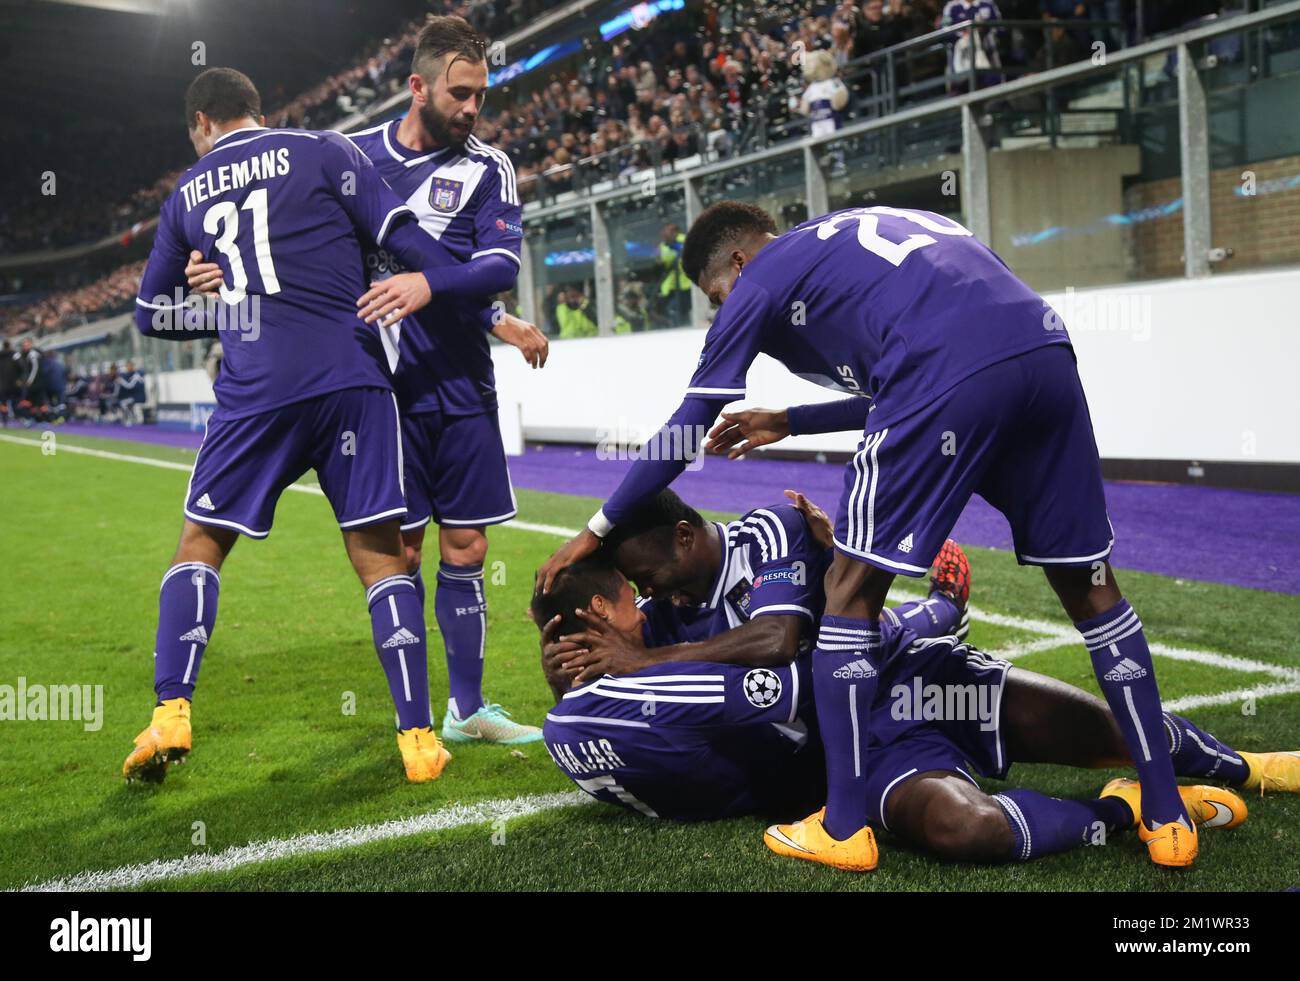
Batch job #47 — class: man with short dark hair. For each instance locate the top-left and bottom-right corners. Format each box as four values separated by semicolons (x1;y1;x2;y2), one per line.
539;199;1198;872
532;498;1292;863
341;15;547;745
125;66;467;786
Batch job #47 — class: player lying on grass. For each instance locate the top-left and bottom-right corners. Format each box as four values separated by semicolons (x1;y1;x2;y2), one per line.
538;200;1197;869
123;66;506;785
531;492;1297;864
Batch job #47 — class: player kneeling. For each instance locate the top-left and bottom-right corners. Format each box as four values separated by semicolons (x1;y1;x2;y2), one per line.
531;503;1294;866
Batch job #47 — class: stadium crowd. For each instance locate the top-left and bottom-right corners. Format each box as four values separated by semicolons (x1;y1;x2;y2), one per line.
3;0;1231;339
0;338;147;426
4;261;146;339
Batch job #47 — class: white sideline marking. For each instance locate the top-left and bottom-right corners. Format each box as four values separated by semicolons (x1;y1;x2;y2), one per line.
6;431;1297;681
0;438;635;539
7;430;1300;888
1163;682;1300;713
22;791;591;892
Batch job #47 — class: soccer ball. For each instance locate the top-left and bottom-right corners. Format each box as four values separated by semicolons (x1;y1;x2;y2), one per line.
743;668;782;708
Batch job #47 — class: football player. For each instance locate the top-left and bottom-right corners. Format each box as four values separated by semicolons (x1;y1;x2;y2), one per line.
539;200;1197;869
533;496;1296;864
124;67;481;785
187;17;546;746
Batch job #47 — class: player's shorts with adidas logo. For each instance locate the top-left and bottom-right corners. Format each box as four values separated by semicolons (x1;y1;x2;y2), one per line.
833;345;1115;576
398;408;517;531
863;635;1012;828
184;386;406;538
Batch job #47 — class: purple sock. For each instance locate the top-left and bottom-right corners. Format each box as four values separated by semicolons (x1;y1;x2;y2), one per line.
993;789;1133;861
366;574;430;730
154;562;220;702
1164;712;1250;785
413;567;426;608
435;561;486;721
814;614;886;840
885;592;963;640
1078;599;1187;828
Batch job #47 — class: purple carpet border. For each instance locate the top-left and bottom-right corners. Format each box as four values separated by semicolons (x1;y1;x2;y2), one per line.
24;422;1300;596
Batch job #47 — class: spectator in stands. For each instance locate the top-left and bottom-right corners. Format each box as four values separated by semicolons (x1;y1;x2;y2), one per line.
1030;14;1085;72
944;1;1004;88
616;281;651;333
0;340;17;425
657;223;692;328
114;360;146;426
857;0;907;55
42;350;67;413
555;286;599;338
16;339;42;404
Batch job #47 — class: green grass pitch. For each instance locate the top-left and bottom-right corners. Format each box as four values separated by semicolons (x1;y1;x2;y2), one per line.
1;431;1298;891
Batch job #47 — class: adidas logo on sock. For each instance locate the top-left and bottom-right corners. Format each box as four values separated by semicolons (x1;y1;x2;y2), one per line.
833;658;878;680
897;533;914;553
194;493;215;511
1104;657;1148;682
383;627;421;648
179;625;208;644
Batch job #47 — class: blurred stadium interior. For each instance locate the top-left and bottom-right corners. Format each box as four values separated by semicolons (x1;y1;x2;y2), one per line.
3;0;1300;901
3;0;1300;482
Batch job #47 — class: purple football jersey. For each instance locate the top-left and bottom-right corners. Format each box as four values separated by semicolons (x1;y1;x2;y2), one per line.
639;502;829;649
543;659;820;821
346;121;522;416
135;126;424;419
688;206;1067;429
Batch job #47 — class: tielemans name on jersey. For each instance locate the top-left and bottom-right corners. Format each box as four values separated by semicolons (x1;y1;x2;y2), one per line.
179;148;292;211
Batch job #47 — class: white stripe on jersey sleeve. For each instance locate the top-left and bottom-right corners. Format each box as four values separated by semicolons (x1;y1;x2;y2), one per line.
468;136;518;205
471;247;521;265
751;508;790;557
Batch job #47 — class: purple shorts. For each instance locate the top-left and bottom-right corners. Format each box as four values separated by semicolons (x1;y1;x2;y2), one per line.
834;345;1113;576
184;386;405;538
400;409;517;532
866;638;1011;830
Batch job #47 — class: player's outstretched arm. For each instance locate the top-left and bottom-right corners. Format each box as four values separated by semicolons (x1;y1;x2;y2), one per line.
560;609;803;683
537;395;729;593
707;407;791;458
707;397;872;458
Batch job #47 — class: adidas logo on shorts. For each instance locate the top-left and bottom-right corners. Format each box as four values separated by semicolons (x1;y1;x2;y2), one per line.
179;625;209;644
833;658;878;680
383;627;421;649
1104;657;1148;682
194;493;215;511
897;533;914;553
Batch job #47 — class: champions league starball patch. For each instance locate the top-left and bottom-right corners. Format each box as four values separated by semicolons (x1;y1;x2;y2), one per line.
430;176;464;213
743;668;782;708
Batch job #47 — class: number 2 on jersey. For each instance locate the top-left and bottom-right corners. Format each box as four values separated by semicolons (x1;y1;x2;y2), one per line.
816;206;972;267
202;187;281;303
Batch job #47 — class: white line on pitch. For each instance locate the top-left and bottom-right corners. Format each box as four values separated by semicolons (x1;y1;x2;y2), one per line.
22;790;592;892
7;435;1296;685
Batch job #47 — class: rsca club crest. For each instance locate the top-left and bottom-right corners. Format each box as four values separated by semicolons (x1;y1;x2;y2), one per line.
430;176;464;213
743;668;782;708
